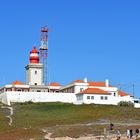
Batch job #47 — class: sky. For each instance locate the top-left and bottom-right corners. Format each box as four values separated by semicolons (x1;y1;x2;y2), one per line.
0;0;140;97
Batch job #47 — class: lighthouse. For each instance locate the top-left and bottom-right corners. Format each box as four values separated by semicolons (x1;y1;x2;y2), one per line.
25;46;43;86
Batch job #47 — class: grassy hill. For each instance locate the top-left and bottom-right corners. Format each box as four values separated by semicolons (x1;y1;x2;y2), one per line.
0;102;140;139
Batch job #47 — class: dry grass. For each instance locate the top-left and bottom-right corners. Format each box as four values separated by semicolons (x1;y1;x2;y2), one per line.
0;128;44;140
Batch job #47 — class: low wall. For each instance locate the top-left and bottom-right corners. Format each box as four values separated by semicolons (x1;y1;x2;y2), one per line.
0;92;10;105
0;92;139;108
134;103;140;108
0;91;77;105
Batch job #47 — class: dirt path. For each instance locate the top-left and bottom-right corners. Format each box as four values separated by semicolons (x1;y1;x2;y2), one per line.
1;106;13;126
44;134;139;140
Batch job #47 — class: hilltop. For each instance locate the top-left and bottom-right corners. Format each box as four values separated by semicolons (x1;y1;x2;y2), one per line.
0;102;140;139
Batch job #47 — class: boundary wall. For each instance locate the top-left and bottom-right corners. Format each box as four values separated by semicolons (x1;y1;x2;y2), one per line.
0;92;77;105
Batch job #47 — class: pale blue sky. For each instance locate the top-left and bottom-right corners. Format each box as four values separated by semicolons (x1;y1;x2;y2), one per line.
0;0;140;97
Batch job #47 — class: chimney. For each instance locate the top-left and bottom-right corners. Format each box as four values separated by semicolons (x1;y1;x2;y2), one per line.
84;77;87;83
105;79;109;87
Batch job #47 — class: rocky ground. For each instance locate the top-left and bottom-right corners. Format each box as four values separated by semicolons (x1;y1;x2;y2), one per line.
42;122;140;140
0;122;140;140
44;133;139;140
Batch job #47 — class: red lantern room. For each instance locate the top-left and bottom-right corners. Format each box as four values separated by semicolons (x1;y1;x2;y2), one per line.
29;46;39;63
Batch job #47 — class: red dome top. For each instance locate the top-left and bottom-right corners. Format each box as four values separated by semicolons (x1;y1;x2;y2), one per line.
29;46;40;63
30;46;39;54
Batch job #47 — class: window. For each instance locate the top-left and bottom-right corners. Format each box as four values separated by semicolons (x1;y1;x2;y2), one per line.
101;96;104;100
35;71;37;75
134;100;139;103
77;95;83;100
80;88;83;92
100;96;108;100
105;96;108;100
87;96;90;99
77;96;80;100
17;89;22;91
91;96;94;100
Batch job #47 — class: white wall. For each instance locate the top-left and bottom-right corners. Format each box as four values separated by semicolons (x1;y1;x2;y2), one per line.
26;64;43;86
30;68;43;85
60;83;89;93
74;85;88;93
134;103;140;108
0;91;137;107
0;92;10;105
83;94;118;105
76;94;134;105
0;92;77;105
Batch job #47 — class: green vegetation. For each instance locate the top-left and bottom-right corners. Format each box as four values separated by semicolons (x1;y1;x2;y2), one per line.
0;102;140;139
118;101;134;107
0;107;11;132
12;102;140;128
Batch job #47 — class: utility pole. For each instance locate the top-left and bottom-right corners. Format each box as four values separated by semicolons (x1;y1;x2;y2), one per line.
118;84;122;91
132;84;135;98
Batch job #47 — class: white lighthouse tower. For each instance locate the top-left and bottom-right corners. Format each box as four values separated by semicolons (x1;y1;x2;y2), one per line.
25;46;43;86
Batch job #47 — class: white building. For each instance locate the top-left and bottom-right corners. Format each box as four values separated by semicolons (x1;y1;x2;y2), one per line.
0;46;139;108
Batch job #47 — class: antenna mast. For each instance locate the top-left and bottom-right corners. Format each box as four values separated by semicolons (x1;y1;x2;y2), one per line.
39;26;49;85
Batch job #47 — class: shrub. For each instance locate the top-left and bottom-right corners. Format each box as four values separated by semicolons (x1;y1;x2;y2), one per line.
18;101;34;105
118;101;134;107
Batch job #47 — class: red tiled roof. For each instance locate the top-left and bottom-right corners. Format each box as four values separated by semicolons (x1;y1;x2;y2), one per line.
88;82;112;87
12;80;25;85
68;80;85;85
48;82;61;86
78;88;111;95
72;80;85;83
118;91;129;97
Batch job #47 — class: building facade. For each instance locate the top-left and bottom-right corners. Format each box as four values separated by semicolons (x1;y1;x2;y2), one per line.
0;46;140;108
